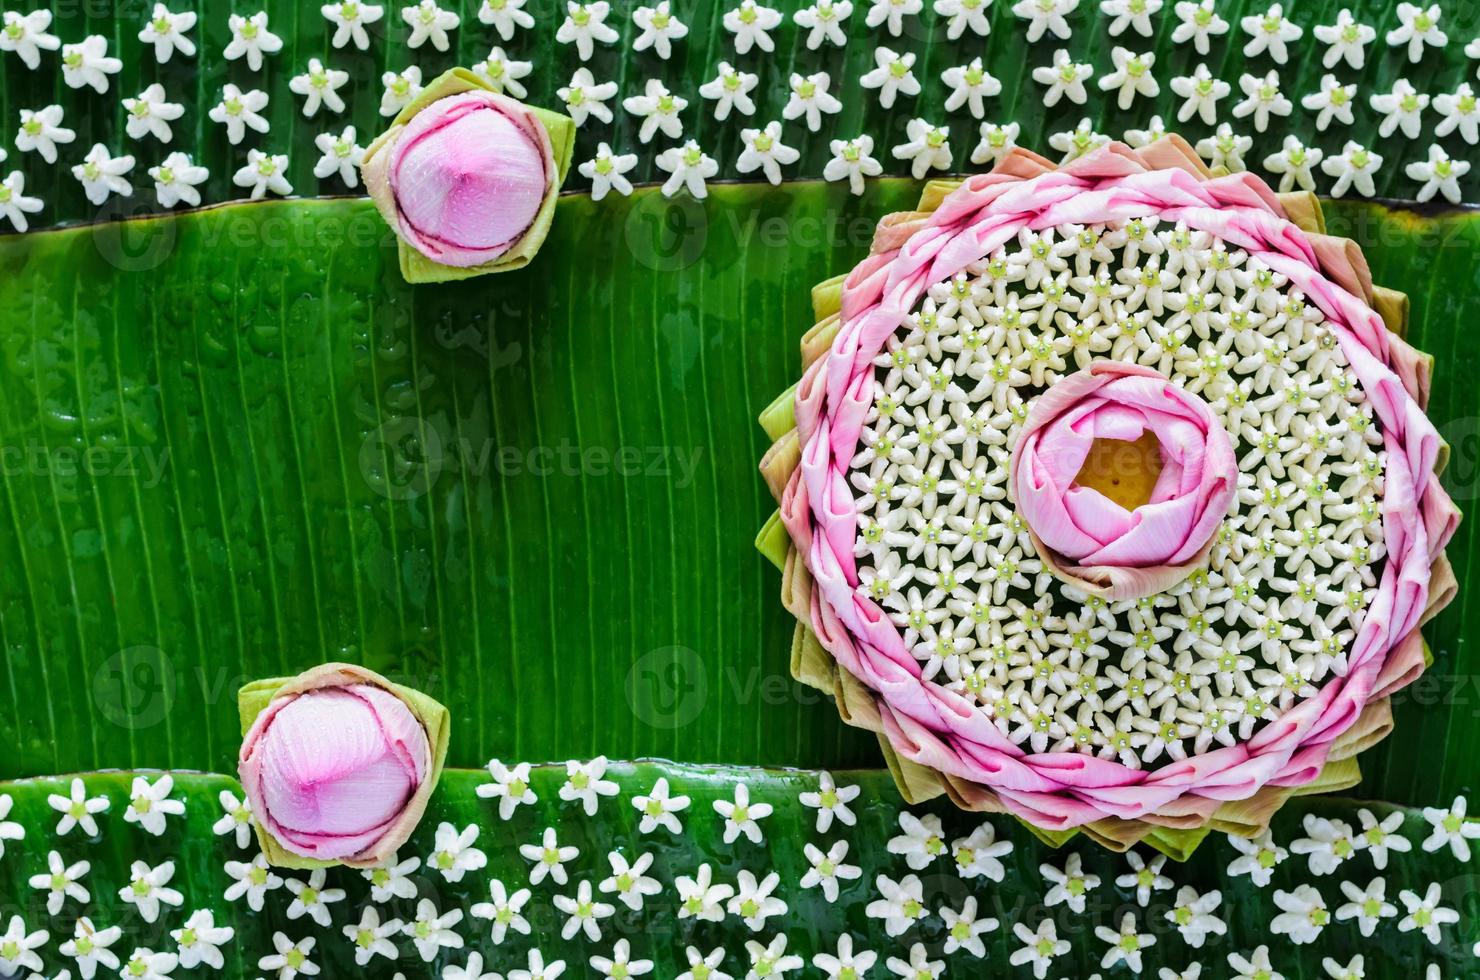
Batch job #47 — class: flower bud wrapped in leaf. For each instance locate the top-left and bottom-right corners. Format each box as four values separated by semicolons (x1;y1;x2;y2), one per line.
363;67;575;284
237;662;450;868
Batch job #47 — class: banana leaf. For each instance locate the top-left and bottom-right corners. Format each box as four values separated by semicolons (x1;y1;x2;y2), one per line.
2;0;1478;227
0;764;1474;978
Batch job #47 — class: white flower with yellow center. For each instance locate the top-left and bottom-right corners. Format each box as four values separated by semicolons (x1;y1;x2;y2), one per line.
1233;70;1292;132
1321;141;1383;198
139;4;197;62
723;0;782;53
940;896;997;957
1407;144;1470;204
123;84;185;143
60;35;121;93
866;873;929;936
1387;3;1447;62
1171;0;1227;53
342;906;401;966
633;1;688;58
471;46;531;98
379;66;423;117
800;840;860;902
738;121;800;185
171;909;235;971
61;915;121;979
313;127;364;187
1314;9;1375;68
361;852;419;902
47;777;111;837
29;849;90;915
579;143;637;201
554;879;615;941
0;9;58;69
1335;876;1396;937
813;935;876;980
1398;882;1458;946
1009;919;1070;979
970;120;1020;165
1012;0;1076;43
865;0;923;36
224;12;284;70
1241;3;1302;63
1100;46;1159;108
224;852;284;911
284;869;346;928
121;947;178;980
259;933;316;980
729;870;787;931
323;1;384;49
233;149;292;200
427;821;487;882
942;58;1001;118
795;0;853;47
403;899;462;962
590;939;652;980
289;58;351;118
210;84;270;144
1271;883;1330;944
784;71;843;131
402;0;459;50
1097;912;1156;972
1102;0;1160;36
675;863;734;921
860;46;920;109
657;141;718;199
1371;79;1428;138
479;0;535;40
1419;795;1480;859
624;79;687;144
1033;48;1092;107
119;859;184;924
893;118;952;179
15;105;73;164
1171;63;1229;124
1264;136;1322;192
1302;74;1357;130
469;878;532;944
632;776;692;831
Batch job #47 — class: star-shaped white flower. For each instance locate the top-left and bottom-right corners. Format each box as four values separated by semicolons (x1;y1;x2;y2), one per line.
1407;144;1470;203
323;1;384;49
1264;135;1323;191
1228;946;1282;980
729;870;787;931
724;0;783;53
1013;0;1077;43
942;58;1001;118
1398;882;1458;945
633;1;687;58
224;852;284;911
624;79;687;144
860;46;920;109
632;776;692;831
951;822;1013;880
171;909;235;971
675;946;727;980
698;61;758;121
1097;911;1156;972
1117;850;1174;907
795;0;853;47
1171;0;1227;53
0;9;59;70
558;69;619;128
1242;3;1302;63
940;895;997;957
1271;883;1330;944
824;135;882;195
1162;885;1225;947
744;935;803;978
813;935;876;980
1435;83;1480;144
149;151;209;207
428;822;488;882
67;144;132;202
1125;113;1168;147
894;118;952;178
61;916;122;980
1102;0;1160;36
1171;63;1230;124
558;1;619;59
1321;141;1383;197
520;826;579;886
259;932;317;980
553;879;615;942
479;0;535;40
119;859;184;924
711;782;774;843
123;84;185;143
1033;49;1093;107
139;5;197;62
657;140;718;199
0;916;46;975
1099;46;1159;109
61;35;122;93
313;127;363;186
884;942;942;980
1314;9;1375;68
738;121;800;185
1041;852;1101;911
800;839;861;902
284;869;347;927
402;0;459;50
28;849;90;915
799;772;859;832
362;852;420;903
676;863;735;921
887;812;947;870
1420;796;1480;859
209;84;271;145
971;120;1020;165
936;0;992;38
1388;3;1446;62
15;105;74;164
120;947;179;980
233;149;292;200
1291;814;1362;875
1233;70;1292;131
596;850;661;911
471;46;531;98
1335;876;1396;937
210;790;254;848
1227;830;1288;886
1010;919;1070;979
50;772;114;828
784;71;843;131
1371;79;1428;138
865;0;923;36
590;940;652;980
1355;808;1412;869
380;66;423;117
404;899;463;962
289;58;350;117
469;878;532;944
865;873;930;936
1196;122;1252;171
579;143;637;200
224;12;284;70
1301;74;1356;130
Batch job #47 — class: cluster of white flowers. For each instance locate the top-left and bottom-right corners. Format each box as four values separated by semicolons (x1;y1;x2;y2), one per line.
850;218;1386;768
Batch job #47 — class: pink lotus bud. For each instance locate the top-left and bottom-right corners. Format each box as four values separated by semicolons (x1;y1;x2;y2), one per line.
1011;361;1236;600
368;88;555;268
239;680;432;863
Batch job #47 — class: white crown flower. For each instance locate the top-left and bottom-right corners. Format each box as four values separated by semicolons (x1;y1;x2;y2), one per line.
1013;0;1077;43
119;859;184;924
0;9;59;69
71;145;135;206
123;85;186;143
675;863;734;921
403;0;459;50
1335;876;1396;937
1097;912;1156;972
1263;136;1322;192
557;1;619;59
16;105;74;164
1125;113;1168;147
936;0;993;38
624;79;687;143
1271;884;1330;944
1388;3;1447;62
728;870;787;931
403;899;463;962
578;143;637;200
657;141;718;199
150;152;210;207
1099;47;1159;109
970;120;1020;165
469;878;532;944
590;940;652;980
323;2;385;49
1196;122;1251;171
865;0;923;37
28;850;90;915
865;873;930;936
1434;83;1479;144
1301;74;1357;130
598;850;662;911
1398;883;1459;946
1049;116;1108;162
1241;3;1302;63
61;35;122;93
1033;49;1093;107
560;68;618;126
795;0;853;47
784;71;843;131
471;46;533;98
553;880;614;942
61;916;122;979
813;935;877;980
1233;70;1292;132
1009;919;1069;979
1419;795;1480;859
313;126;365;186
825;136;882;195
942;58;1002;118
699;61;759;120
224;12;284;70
894;118;952;178
860;47;920;109
224;852;284;911
139;5;198;62
1371;79;1428;138
724;0;783;54
1407;144;1470;204
633;2;688;59
713;782;776;841
289;58;350;117
1171;0;1227;54
479;0;535;39
258;933;316;979
233;149;292;200
1314;9;1375;68
343;906;401;965
1321;141;1383;198
380;66;423;117
1171;63;1231;124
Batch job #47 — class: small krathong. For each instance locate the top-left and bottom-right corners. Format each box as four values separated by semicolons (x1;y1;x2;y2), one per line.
758;137;1459;854
363;67;574;284
238;663;450;868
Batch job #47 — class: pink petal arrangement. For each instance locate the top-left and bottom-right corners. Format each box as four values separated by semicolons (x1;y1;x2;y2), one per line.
1012;360;1238;601
767;138;1460;846
238;663;450;867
